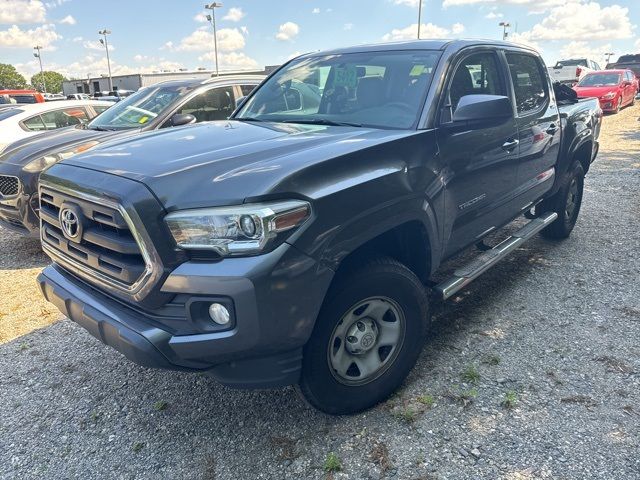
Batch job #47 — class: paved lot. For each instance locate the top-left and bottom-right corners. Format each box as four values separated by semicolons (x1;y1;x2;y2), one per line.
1;105;639;480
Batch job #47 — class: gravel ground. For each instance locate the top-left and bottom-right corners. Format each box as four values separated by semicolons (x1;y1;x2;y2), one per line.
1;105;639;480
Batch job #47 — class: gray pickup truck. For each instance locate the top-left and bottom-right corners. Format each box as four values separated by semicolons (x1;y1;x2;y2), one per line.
37;40;601;414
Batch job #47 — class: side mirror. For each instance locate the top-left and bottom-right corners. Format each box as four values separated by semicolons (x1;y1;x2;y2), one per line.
555;63;564;69
452;95;513;125
170;113;196;127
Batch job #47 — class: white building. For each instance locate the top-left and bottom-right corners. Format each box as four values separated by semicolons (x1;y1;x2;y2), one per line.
62;67;278;96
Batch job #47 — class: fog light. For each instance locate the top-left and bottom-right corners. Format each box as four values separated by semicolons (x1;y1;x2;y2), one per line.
208;303;230;325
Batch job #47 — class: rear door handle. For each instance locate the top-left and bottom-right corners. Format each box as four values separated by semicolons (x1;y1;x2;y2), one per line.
546;124;559;135
502;139;519;152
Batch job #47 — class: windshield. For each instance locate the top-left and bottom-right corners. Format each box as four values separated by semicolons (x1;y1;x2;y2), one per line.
235;50;440;129
88;85;188;130
578;73;621;87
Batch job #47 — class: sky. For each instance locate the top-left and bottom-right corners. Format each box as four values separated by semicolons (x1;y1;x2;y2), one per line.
1;0;639;82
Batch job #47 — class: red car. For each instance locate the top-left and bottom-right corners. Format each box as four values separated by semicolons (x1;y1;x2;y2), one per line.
572;69;638;113
0;89;45;104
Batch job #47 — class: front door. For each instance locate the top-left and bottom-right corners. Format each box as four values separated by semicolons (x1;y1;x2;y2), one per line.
436;50;520;258
505;51;560;209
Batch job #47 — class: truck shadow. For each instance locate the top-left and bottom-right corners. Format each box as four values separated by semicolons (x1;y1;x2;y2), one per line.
0;226;49;270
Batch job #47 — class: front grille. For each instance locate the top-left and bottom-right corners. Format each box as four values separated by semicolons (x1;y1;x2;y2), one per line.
0;175;19;197
39;186;149;289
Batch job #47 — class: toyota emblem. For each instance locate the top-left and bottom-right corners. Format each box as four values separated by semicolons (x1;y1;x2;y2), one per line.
59;208;80;239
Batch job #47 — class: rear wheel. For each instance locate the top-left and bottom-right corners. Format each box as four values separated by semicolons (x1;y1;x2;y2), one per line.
298;257;429;414
538;161;585;240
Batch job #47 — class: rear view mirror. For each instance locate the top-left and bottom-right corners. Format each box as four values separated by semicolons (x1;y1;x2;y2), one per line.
170;113;196;127
452;95;513;125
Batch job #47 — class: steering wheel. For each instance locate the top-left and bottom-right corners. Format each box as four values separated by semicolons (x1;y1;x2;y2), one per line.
384;102;414;114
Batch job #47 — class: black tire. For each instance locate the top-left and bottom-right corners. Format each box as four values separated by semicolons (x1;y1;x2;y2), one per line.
298;257;429;414
539;161;585;240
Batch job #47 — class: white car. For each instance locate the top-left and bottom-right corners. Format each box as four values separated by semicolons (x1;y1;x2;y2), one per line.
0;100;112;153
547;58;602;85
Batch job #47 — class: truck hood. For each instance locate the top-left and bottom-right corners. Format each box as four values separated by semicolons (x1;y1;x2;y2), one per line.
0;125;139;166
573;85;620;98
64;120;418;210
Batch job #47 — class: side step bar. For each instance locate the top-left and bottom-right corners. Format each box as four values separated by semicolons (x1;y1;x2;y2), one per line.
434;212;558;300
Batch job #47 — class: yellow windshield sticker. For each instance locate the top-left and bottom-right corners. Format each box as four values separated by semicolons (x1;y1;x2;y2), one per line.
138;116;149;124
410;65;426;76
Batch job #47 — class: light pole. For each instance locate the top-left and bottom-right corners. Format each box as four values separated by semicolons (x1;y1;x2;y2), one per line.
604;52;615;64
417;0;423;39
204;2;223;76
33;45;47;94
98;29;113;92
499;22;511;41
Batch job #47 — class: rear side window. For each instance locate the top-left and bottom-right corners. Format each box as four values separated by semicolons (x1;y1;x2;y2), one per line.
506;53;548;115
175;86;236;122
10;95;37;104
22;115;47;131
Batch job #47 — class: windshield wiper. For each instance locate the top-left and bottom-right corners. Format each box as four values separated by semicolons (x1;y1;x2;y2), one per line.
280;119;363;127
235;117;266;123
86;125;112;131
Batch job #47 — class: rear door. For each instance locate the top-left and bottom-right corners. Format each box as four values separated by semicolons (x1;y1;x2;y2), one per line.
505;51;560;209
437;49;520;257
167;85;236;124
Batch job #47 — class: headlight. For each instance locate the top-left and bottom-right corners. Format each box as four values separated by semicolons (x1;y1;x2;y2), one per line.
165;200;311;256
22;141;99;173
601;92;616;100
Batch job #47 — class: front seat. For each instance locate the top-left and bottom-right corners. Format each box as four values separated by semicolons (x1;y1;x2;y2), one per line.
449;66;475;110
356;76;385;110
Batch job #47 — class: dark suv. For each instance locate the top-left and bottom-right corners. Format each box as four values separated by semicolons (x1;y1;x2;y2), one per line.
38;40;601;414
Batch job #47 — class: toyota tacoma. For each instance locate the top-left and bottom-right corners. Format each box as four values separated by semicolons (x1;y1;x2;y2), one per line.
37;40;601;414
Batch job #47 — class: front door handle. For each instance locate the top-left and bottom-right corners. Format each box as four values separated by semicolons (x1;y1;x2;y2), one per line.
546;123;559;135
502;138;519;152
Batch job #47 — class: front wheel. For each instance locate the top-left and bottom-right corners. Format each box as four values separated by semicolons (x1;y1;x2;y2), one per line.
538;161;585;239
298;257;429;414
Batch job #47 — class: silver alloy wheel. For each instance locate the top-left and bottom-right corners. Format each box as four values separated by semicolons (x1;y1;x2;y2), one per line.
327;296;406;386
565;177;579;221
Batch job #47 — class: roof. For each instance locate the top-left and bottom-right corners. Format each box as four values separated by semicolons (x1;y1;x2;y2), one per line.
297;39;537;58
9;100;111;114
144;74;266;89
588;69;629;74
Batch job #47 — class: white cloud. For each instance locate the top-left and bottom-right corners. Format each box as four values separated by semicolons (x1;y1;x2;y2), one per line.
44;0;70;8
559;41;613;64
133;54;147;62
0;0;46;24
198;51;259;70
194;13;208;23
520;2;634;41
240;26;249;35
312;7;320;14
452;23;465;35
223;7;245;22
83;40;114;51
175;27;246;52
508;32;542;53
275;22;300;41
344;23;354;31
443;0;572;11
0;23;60;48
485;11;503;19
59;14;75;25
162;41;174;50
393;0;420;6
72;36;82;42
382;22;463;41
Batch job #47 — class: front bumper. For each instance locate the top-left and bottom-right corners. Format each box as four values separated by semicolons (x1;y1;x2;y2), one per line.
38;243;334;388
0;162;39;236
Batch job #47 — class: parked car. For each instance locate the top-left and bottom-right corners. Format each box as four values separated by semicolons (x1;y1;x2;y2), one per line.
0;89;45;104
606;54;640;93
43;93;66;102
37;40;601;414
547;58;601;85
0;75;263;235
0;100;112;154
573;70;638;113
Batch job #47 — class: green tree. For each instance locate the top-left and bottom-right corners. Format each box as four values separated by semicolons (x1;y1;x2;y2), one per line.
31;71;67;94
0;64;28;90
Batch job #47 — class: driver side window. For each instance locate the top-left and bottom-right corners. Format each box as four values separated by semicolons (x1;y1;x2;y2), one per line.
446;52;506;120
